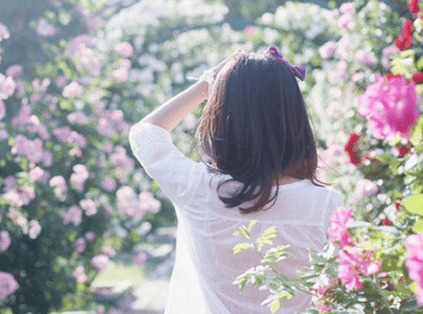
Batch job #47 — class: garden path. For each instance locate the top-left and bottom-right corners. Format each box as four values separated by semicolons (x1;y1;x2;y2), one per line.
106;228;176;314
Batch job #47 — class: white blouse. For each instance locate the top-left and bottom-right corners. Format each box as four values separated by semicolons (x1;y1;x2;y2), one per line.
129;121;344;314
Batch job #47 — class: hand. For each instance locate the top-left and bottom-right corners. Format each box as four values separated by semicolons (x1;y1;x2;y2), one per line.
190;50;243;96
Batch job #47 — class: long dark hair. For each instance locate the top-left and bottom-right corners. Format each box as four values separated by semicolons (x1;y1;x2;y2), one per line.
196;50;326;214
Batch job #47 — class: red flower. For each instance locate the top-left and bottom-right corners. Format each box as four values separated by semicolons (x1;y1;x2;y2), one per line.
411;72;423;84
396;142;414;156
395;34;412;51
402;19;414;36
395;198;402;210
382;218;393;226
344;133;362;166
410;0;420;14
384;73;402;81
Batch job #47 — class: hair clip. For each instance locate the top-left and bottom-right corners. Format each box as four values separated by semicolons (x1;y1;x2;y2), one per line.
266;45;306;81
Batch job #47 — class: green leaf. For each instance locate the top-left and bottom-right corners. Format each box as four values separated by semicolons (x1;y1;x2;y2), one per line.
276;291;292;300
413;218;423;233
270;298;280;313
261;226;277;240
248;220;257;231
403;194;423;216
410;116;423;146
233;242;253;254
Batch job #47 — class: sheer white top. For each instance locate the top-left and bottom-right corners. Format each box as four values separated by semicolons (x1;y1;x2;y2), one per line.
129;121;344;314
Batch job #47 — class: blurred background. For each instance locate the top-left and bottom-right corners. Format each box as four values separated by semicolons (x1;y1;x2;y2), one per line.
0;0;410;313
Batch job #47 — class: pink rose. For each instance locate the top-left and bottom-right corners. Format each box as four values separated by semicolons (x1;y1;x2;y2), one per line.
337;246;382;291
358;74;420;141
327;207;352;248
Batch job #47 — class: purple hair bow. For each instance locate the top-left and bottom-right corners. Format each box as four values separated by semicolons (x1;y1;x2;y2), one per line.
267;46;306;81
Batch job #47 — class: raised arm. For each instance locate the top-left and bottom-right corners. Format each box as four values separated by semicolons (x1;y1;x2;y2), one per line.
139;50;241;132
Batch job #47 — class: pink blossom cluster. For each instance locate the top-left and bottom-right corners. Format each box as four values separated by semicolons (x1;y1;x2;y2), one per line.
139;191;161;214
12;104;51;142
354;179;378;198
327;207;352;248
11;135;44;163
70;164;89;192
67;111;88;125
74;46;103;77
113;59;131;83
0;230;11;251
337;246;382;290
404;233;423;305
337;3;356;31
63;81;83;98
91;254;109;271
355;49;377;67
110;145;134;183
0;271;19;300
0;100;5;120
3;184;36;207
319;41;337;59
116;186;146;220
115;42;134;58
72;265;87;284
133;251;147;267
49;175;68;201
100;176;117;192
0;23;10;42
74;237;86;253
80;198;97;216
62;205;83;226
358;74;420;141
65;34;93;59
53;126;87;148
96;109;130;139
327;207;383;291
28;220;42;239
6;210;28;234
0;73;16;99
36;18;56;37
101;246;116;257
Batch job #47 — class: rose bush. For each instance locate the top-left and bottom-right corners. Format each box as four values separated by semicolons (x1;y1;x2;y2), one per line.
233;0;423;313
0;0;170;313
